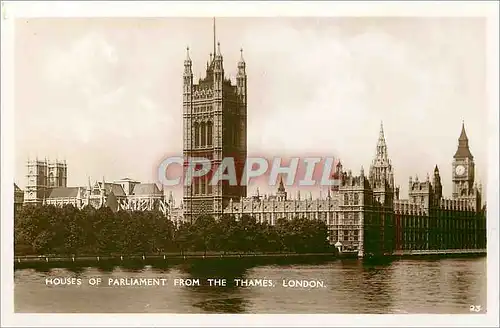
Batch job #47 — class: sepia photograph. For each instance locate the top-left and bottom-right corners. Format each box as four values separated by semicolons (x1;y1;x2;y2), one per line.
1;1;499;327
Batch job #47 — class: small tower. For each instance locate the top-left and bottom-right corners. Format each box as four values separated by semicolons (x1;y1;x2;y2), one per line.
237;48;247;104
452;122;475;199
432;165;443;205
213;42;224;96
100;177;106;198
168;191;175;207
276;175;287;201
24;158;48;205
331;160;343;192
183;46;193;111
368;122;395;206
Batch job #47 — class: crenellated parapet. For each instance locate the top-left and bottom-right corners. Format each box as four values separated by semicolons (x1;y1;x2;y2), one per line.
394;199;427;216
225;194;343;217
438;197;476;212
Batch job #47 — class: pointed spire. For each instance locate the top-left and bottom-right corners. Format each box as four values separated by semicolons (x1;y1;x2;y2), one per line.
372;121;389;163
168;191;174;206
213;17;216;57
184;46;192;76
434;165;439;173
217;41;221;56
379;121;385;140
278;175;285;192
459;120;468;141
454;121;473;159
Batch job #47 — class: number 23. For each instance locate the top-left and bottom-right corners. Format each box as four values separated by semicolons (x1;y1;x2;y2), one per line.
470;305;482;312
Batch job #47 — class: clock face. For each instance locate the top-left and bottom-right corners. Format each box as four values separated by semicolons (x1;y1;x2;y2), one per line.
455;165;466;176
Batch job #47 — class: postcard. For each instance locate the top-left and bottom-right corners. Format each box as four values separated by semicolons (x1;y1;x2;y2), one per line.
1;1;499;327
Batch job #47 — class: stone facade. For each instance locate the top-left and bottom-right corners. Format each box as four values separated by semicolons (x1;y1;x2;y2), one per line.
22;167;171;216
24;159;67;205
182;22;247;222
223;123;487;258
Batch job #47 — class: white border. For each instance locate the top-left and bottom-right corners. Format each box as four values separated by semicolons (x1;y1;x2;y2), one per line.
1;1;499;327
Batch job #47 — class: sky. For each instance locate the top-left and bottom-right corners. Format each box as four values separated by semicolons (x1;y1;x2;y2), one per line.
14;17;488;203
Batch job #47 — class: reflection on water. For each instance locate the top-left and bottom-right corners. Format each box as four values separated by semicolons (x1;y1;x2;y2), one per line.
14;257;487;314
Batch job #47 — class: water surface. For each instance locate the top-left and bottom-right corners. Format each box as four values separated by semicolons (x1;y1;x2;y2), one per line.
14;257;487;314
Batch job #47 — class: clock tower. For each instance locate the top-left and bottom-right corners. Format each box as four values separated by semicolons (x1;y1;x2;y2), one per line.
452;122;475;199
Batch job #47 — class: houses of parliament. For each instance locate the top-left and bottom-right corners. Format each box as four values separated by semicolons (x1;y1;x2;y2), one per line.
16;21;487;258
181;22;486;257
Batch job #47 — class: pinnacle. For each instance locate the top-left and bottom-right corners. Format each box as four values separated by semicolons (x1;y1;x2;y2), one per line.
240;48;245;62
459;121;468;141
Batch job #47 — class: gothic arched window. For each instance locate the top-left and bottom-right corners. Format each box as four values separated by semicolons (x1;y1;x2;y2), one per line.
354;194;359;205
207;121;213;147
344;194;349;205
193;122;200;148
200;122;206;147
200;177;206;195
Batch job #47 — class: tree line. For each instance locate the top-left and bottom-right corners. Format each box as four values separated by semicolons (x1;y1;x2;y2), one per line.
14;205;331;256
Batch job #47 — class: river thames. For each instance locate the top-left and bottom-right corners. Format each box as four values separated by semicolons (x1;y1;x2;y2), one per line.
14;257;486;314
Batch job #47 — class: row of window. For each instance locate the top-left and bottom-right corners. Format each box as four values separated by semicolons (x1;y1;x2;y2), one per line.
193;105;213;113
192;177;213;195
399;217;481;229
344;193;360;205
192;121;213;148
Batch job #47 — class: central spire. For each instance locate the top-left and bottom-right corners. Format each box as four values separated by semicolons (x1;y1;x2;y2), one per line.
369;121;394;188
376;121;388;160
213;17;216;59
379;121;385;141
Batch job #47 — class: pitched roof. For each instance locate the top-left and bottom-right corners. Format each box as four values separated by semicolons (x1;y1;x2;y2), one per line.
103;183;126;197
93;182;126;197
454;123;474;159
48;187;82;199
131;183;162;196
14;183;22;192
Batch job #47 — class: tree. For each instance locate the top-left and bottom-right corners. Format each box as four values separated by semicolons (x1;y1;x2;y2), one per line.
174;222;192;254
192;215;217;254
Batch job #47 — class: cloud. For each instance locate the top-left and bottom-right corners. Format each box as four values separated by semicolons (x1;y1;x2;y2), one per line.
38;32;174;144
44;32;119;96
15;18;487;200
